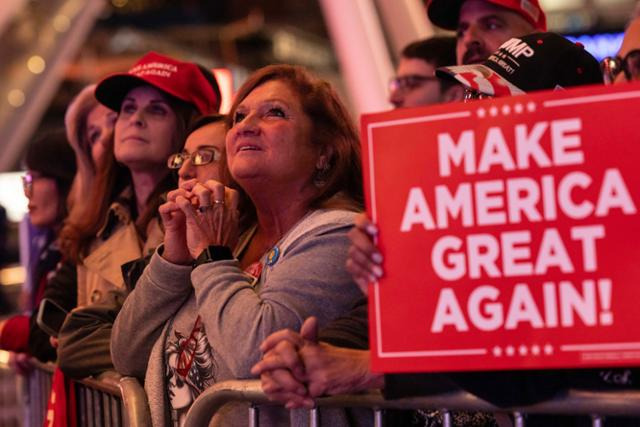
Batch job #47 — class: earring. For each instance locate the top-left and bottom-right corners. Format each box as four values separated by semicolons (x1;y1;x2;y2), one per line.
314;160;330;188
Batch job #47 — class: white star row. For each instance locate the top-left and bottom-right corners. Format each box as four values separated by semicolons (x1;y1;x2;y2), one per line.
476;101;537;118
492;344;554;357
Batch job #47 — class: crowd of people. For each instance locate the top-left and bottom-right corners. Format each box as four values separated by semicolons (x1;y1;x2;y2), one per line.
0;0;639;426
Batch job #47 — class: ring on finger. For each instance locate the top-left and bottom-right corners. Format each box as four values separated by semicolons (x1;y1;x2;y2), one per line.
213;199;225;205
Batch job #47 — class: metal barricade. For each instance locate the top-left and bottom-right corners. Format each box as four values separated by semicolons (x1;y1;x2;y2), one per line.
0;350;24;427
183;379;640;427
118;376;152;427
75;372;124;427
23;358;151;427
25;358;54;427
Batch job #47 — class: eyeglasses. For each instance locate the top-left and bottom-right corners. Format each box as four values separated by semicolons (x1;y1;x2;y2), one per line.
600;49;640;84
389;74;439;94
463;87;493;102
167;147;220;169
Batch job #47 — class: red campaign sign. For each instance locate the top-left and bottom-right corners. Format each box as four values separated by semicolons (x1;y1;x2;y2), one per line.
362;82;640;373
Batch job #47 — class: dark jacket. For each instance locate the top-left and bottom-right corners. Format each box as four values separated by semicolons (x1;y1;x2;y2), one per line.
55;255;151;379
28;254;76;362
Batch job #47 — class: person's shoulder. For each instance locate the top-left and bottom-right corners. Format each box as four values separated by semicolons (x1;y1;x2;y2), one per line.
279;209;359;252
302;208;359;229
292;208;358;238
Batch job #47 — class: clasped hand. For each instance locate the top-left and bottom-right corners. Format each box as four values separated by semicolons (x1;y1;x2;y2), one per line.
159;178;240;264
251;317;375;409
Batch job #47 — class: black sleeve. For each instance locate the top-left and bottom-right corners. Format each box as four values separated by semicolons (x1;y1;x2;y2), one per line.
449;370;568;407
41;259;78;312
318;297;370;350
383;370;568;407
121;252;153;292
56;290;125;379
28;260;78;362
566;368;640;390
384;373;461;399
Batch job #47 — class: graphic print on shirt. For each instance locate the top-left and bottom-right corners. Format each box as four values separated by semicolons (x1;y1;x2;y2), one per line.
165;316;216;415
164;262;260;425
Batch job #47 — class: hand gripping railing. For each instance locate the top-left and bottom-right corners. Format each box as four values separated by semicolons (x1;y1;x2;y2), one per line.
183;379;640;427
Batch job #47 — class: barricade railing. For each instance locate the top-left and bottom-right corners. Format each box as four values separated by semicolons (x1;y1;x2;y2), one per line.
118;376;152;427
25;358;54;427
74;371;124;427
183;379;640;427
24;358;151;427
0;350;24;427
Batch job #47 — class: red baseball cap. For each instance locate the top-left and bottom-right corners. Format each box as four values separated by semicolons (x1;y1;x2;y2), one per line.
426;0;547;32
95;51;220;115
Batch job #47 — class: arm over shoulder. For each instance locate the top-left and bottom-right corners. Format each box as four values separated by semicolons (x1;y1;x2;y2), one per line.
111;249;192;378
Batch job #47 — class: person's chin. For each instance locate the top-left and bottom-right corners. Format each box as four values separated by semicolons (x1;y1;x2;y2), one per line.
116;154;159;172
29;214;49;229
231;163;263;182
120;136;149;145
115;153;140;167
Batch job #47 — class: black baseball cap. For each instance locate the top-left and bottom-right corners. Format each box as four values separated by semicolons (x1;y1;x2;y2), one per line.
436;32;603;96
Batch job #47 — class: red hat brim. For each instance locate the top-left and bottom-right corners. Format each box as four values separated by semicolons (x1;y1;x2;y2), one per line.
427;0;546;32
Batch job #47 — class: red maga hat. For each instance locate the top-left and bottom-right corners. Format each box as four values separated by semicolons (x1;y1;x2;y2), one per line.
95;51;220;115
426;0;547;32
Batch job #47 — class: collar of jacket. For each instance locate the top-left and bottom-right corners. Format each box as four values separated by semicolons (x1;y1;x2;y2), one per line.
97;187;134;240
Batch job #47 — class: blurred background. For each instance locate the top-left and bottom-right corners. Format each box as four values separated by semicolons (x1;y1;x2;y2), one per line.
0;0;637;286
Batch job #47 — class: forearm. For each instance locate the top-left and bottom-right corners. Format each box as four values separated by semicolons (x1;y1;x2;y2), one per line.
58;320;114;379
318;297;369;350
57;290;125;379
327;346;384;392
192;259;290;376
306;346;383;396
369;372;385;389
112;250;192;376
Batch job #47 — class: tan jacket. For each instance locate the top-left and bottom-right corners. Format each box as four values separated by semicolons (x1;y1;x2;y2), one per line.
77;195;164;307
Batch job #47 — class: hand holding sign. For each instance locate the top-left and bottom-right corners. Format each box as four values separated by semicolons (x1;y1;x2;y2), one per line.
346;213;383;295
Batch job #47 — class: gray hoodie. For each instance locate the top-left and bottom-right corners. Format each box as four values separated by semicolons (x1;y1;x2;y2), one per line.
111;209;368;426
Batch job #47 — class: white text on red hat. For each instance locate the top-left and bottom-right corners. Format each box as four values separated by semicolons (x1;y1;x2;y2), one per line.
129;62;178;78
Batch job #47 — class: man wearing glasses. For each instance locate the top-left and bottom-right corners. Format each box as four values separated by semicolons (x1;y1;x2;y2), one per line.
389;0;549;108
388;37;463;108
